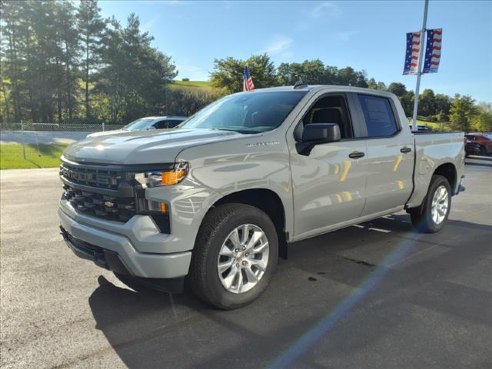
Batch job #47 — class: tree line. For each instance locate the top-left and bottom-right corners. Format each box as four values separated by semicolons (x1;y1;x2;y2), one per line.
1;1;490;132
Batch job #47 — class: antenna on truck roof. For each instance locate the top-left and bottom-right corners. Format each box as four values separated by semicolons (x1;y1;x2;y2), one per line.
293;79;307;89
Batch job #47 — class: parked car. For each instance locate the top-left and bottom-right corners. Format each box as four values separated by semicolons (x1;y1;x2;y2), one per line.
465;140;483;157
59;85;465;309
464;133;492;156
86;116;187;138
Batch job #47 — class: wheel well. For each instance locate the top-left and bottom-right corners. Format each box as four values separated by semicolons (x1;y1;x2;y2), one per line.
213;189;288;258
434;163;457;193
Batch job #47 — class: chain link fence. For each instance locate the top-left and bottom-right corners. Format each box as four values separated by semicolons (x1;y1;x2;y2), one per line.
0;122;125;163
1;122;125;132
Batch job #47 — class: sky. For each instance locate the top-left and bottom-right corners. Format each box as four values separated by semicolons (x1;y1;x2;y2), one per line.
99;0;492;102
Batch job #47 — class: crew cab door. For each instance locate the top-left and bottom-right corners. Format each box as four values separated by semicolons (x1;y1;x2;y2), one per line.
353;93;414;216
289;93;368;240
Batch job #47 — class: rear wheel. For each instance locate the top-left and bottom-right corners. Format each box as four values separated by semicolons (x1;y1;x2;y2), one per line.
189;203;278;310
410;175;451;233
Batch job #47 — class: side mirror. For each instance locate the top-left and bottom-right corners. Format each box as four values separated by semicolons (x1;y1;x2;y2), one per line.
295;123;341;156
301;123;341;143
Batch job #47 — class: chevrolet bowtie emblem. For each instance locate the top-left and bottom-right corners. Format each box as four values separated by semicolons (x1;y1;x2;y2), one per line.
104;201;115;208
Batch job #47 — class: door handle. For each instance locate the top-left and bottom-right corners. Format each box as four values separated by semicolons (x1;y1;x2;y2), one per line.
400;147;412;154
349;151;365;159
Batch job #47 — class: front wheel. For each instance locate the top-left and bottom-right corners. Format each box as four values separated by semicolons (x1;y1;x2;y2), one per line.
410;175;451;233
189;203;278;310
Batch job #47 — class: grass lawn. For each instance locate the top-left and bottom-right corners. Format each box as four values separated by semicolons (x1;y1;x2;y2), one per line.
169;80;214;92
172;80;211;87
0;143;67;169
406;119;450;132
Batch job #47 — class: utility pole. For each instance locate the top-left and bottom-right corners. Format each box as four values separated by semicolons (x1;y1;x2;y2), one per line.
411;0;429;132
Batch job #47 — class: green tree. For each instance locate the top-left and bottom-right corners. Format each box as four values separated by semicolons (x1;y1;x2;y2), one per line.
400;91;414;117
57;0;80;123
471;103;492;132
162;88;215;116
1;0;80;123
210;56;243;93
337;67;368;87
322;66;339;84
276;62;304;85
98;14;177;123
449;94;478;132
434;93;451;121
367;78;386;90
387;82;407;97
210;54;277;94
277;59;328;85
1;0;26;122
419;89;436;117
77;0;106;120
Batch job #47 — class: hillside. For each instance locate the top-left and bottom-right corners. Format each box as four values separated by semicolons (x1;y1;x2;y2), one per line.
169;80;214;92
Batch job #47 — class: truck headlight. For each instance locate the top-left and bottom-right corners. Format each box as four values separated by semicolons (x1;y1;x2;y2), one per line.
135;161;189;188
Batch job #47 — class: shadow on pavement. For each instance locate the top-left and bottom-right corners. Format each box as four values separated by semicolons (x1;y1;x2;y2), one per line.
88;217;492;369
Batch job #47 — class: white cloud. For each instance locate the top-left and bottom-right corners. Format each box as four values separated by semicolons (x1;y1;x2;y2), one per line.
334;31;358;42
262;35;294;58
306;2;342;19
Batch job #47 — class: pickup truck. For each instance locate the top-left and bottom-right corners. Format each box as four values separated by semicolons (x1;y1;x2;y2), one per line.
58;85;465;309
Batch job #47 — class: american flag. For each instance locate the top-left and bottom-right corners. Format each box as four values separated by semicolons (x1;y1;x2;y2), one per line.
423;28;442;73
403;32;421;75
243;65;255;91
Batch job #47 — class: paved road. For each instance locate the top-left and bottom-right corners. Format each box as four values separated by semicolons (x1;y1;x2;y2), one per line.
1;163;491;369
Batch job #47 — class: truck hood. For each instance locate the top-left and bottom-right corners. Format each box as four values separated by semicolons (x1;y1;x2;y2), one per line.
86;129;127;138
62;128;243;164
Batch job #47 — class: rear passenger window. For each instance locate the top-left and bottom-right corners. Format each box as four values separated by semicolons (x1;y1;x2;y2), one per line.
358;95;399;137
154;120;170;129
167;120;182;128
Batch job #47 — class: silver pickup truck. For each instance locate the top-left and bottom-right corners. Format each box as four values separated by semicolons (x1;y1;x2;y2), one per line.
58;85;465;309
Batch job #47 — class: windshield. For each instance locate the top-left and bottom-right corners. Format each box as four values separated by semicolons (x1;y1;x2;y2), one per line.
123;118;156;131
180;91;307;133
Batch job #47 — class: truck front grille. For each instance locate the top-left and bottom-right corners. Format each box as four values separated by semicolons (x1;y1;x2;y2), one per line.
60;162;125;190
59;159;172;232
62;185;136;222
60;161;138;223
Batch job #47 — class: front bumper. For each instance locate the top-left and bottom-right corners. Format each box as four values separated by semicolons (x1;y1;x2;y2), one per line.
59;201;192;280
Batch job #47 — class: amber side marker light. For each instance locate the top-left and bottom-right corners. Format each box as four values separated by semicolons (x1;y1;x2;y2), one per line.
159;202;168;214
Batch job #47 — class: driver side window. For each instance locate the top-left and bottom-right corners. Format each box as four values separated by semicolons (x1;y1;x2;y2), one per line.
300;95;353;139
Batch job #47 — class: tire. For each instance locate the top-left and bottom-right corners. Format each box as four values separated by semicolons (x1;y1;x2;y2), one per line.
478;145;487;156
410;175;451;233
189;203;278;310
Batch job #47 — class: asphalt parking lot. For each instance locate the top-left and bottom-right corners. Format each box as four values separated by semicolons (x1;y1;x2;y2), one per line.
1;160;491;369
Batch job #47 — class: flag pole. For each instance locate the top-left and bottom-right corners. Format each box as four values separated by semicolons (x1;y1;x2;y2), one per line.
411;0;429;132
